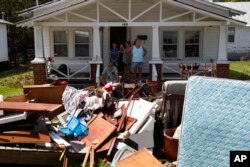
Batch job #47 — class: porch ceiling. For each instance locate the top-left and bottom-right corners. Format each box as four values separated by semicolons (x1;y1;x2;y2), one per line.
17;0;246;27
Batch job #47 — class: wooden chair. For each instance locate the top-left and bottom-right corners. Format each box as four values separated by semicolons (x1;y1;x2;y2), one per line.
121;83;136;98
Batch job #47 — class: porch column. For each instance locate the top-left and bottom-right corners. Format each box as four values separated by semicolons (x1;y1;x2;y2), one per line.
93;25;101;60
90;25;103;84
32;25;46;85
149;25;163;81
216;25;229;78
42;27;50;59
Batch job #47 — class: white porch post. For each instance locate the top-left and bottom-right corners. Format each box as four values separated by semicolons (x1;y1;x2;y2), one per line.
32;25;45;63
152;25;160;61
150;25;163;81
90;25;103;84
42;27;50;59
93;25;101;61
216;25;230;78
32;25;46;85
217;25;228;63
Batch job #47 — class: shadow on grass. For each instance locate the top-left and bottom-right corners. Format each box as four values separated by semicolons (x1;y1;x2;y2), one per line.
0;65;32;80
229;69;250;80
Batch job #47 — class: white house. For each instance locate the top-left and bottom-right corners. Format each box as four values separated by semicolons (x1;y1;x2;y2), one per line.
0;19;12;64
17;0;247;84
216;2;250;60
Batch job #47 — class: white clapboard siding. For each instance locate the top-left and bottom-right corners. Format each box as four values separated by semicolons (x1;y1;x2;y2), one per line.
203;26;219;61
0;24;8;62
228;26;250;53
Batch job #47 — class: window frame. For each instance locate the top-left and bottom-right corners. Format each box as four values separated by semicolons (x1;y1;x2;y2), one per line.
74;30;90;58
51;28;92;60
228;27;235;43
161;28;202;60
162;31;178;59
52;29;69;58
184;30;201;58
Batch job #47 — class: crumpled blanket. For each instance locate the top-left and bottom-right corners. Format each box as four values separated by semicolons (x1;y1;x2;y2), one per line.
62;86;105;116
62;86;89;115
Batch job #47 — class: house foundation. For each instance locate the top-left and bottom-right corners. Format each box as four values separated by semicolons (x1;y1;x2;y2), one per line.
32;63;46;85
216;63;229;78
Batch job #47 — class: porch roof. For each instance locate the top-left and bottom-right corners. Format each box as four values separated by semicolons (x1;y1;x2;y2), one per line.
17;0;246;27
216;2;250;27
0;19;13;25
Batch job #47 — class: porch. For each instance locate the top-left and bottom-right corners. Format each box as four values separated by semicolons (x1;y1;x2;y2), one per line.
17;0;244;84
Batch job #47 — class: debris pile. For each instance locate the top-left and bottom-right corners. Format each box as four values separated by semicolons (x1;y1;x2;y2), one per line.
0;81;183;167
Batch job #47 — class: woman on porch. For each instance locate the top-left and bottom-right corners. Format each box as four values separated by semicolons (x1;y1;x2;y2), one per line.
132;38;147;82
120;41;132;82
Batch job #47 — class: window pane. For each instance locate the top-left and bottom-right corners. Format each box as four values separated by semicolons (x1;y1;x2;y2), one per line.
163;31;177;58
163;45;177;58
185;31;199;44
75;31;89;43
54;31;67;43
228;27;235;43
75;44;89;57
54;45;68;57
75;31;89;57
185;31;200;57
163;31;177;44
185;45;199;57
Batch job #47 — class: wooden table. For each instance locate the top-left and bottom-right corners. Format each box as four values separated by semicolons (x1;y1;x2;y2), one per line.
0;101;63;114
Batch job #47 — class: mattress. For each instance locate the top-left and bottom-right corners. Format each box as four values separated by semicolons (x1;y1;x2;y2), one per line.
178;76;250;167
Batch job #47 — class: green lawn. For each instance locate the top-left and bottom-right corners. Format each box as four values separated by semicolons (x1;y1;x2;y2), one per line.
229;61;250;80
0;65;33;98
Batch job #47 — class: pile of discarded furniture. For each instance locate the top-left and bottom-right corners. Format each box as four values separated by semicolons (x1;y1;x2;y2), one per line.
0;81;166;166
0;76;249;167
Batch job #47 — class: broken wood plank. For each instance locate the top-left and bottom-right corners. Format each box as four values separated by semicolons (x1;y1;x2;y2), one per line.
0;131;51;144
0;101;63;113
81;116;116;150
107;95;134;156
96;117;137;153
90;147;95;167
117;148;162;167
82;146;91;167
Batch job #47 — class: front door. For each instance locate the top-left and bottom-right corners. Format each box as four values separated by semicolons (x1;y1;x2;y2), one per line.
110;27;127;71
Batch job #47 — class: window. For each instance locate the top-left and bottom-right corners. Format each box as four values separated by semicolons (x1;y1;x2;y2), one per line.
185;31;200;58
75;31;89;57
228;27;235;43
53;30;68;57
163;31;178;58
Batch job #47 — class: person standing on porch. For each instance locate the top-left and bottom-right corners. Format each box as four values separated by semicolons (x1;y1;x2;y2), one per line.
132;38;147;82
120;41;132;82
110;42;120;67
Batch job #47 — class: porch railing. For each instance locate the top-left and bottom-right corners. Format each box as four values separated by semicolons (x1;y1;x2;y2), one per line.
46;61;91;80
163;63;214;80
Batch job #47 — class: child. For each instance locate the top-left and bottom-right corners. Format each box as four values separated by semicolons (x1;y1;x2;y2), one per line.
110;42;120;67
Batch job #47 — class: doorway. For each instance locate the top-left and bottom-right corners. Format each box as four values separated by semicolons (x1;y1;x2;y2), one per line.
110;27;127;71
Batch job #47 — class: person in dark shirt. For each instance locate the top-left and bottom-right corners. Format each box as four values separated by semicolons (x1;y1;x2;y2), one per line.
110;42;120;67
